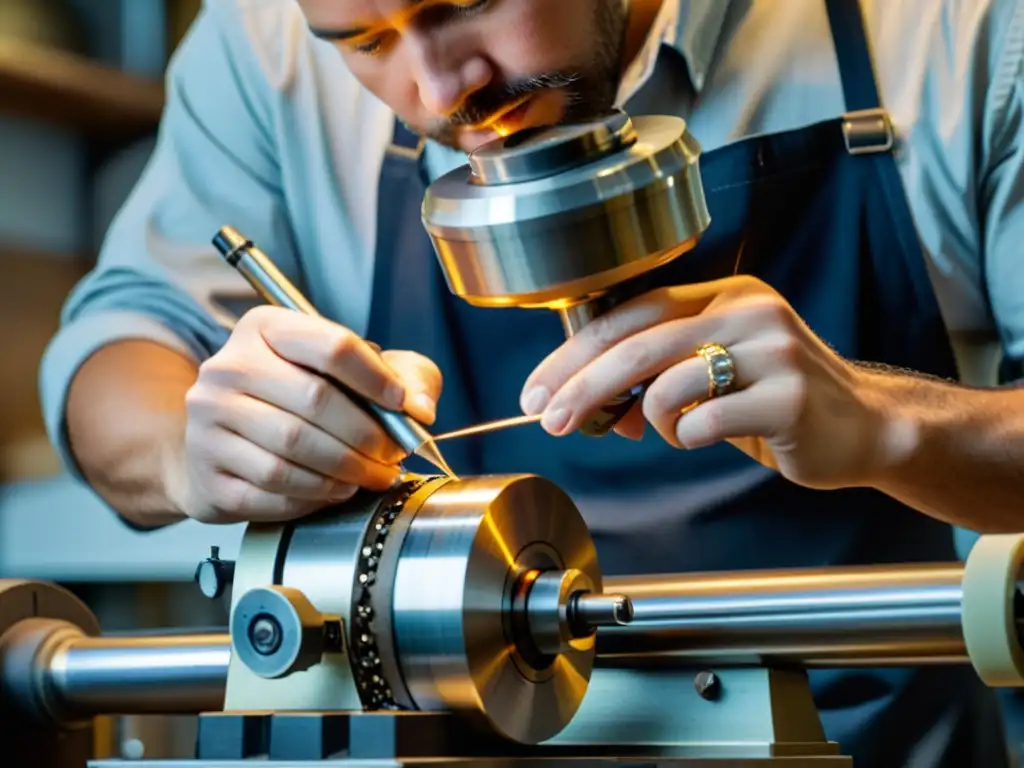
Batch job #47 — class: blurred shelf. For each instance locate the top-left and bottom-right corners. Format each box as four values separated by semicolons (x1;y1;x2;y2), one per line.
1;244;89;483
0;39;164;141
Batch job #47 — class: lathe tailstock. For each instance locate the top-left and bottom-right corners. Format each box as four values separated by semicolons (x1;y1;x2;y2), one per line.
3;474;1024;767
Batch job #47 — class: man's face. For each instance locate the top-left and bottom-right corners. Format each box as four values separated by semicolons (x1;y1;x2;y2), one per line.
299;0;629;153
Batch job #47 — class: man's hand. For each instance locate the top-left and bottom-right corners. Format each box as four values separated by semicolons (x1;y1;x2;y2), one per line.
520;275;890;491
166;306;441;524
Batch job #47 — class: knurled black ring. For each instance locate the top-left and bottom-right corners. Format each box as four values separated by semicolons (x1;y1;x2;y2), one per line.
347;479;427;710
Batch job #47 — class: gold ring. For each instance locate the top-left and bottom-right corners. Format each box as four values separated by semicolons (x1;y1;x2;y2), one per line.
696;342;738;398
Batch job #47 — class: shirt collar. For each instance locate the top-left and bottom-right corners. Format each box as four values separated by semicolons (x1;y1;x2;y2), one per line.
617;0;731;103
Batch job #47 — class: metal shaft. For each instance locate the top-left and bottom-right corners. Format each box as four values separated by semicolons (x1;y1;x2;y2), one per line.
20;563;988;721
46;633;230;717
599;563;970;667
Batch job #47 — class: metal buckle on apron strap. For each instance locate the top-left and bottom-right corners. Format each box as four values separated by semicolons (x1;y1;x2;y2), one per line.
842;107;895;155
385;138;425;161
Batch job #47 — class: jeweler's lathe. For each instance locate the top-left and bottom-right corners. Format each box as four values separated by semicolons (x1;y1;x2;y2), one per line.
3;474;1024;767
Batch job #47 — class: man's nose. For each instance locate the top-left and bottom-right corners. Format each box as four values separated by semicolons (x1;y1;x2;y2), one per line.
407;36;492;117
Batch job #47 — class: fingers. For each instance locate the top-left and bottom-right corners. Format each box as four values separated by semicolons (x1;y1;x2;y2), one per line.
207;394;400;491
532;317;724;435
521;287;722;415
250;307;409;411
211;428;359;499
381;349;443;425
673;376;801;450
640;339;788;446
202;349;406;465
184;429;355;524
191;473;327;524
613;402;647;441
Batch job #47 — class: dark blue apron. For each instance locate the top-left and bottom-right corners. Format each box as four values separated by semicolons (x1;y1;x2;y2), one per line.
365;1;1006;764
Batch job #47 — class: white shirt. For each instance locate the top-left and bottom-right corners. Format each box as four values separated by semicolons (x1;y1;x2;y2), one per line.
40;0;1024;476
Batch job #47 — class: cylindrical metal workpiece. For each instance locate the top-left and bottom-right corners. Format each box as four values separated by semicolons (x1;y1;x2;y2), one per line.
599;564;970;666
47;633;230;716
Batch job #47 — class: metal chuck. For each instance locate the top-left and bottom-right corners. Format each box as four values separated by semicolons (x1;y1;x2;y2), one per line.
225;474;630;745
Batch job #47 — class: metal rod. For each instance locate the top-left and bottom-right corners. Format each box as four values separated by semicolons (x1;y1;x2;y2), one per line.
46;633;230;716
433;414;543;442
599;563;970;667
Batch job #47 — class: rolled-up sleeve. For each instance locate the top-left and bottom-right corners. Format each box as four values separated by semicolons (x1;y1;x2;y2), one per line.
40;0;299;478
982;0;1024;367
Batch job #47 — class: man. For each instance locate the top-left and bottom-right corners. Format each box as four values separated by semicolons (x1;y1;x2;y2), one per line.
40;0;1022;764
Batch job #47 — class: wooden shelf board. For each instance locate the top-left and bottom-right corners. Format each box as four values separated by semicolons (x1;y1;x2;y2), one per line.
0;39;165;140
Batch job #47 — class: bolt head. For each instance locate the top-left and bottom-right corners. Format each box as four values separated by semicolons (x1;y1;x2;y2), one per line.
249;614;283;656
694;670;721;700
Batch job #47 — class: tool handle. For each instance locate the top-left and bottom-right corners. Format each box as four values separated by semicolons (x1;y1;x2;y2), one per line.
559;300;652;438
578;383;648;437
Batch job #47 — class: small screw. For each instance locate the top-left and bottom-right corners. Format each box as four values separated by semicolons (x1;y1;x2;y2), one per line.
249;615;283;656
612;595;634;624
694;670;721;701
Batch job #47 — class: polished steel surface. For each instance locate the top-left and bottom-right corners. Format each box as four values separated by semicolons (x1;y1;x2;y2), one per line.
281;500;377;635
279;495;381;709
571;593;635;627
468;110;637;185
521;568;597;656
599;564;968;666
222;494;377;712
422;114;710;308
391;475;601;744
558;303;603;337
47;632;229;716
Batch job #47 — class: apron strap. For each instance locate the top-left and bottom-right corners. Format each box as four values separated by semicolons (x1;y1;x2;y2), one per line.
824;0;882;111
824;0;896;155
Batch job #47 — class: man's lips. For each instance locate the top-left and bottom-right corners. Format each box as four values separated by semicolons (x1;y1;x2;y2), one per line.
457;96;533;144
482;95;534;136
456;93;558;152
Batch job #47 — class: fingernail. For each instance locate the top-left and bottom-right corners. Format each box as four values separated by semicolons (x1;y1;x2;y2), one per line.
542;407;571;435
384;382;406;410
521;386;551;415
411;392;437;422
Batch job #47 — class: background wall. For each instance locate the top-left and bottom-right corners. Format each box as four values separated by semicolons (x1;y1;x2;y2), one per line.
0;1;224;759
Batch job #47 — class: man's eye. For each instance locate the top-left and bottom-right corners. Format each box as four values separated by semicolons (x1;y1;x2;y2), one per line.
453;0;492;14
353;36;386;55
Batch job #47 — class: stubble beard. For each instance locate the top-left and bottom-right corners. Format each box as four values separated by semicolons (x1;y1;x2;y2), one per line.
406;0;629;151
